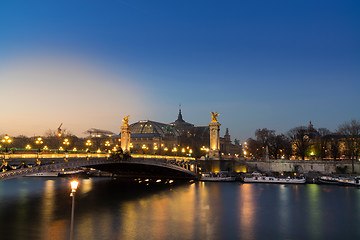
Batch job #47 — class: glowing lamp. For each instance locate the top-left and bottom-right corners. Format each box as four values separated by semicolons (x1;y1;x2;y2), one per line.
71;180;79;192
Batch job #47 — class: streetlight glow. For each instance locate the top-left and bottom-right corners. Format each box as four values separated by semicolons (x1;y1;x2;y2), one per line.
69;180;79;240
71;180;79;192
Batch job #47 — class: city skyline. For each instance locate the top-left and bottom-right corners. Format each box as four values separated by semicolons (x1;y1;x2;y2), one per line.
1;0;359;141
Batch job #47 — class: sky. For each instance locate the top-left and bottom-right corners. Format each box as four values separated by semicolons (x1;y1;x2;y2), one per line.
0;0;359;141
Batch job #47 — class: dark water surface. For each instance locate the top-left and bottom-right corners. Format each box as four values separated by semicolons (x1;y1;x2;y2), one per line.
0;178;359;240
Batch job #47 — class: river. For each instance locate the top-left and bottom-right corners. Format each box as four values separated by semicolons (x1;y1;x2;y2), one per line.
0;177;359;240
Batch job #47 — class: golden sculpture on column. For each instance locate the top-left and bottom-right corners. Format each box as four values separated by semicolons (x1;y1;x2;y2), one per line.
120;115;131;153
122;115;130;126
210;112;219;123
209;112;221;160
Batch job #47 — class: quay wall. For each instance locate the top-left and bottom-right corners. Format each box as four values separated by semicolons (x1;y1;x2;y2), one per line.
198;159;360;174
245;160;360;174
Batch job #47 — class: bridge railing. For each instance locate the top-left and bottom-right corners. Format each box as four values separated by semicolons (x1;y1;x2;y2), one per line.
2;153;195;161
2;153;110;159
0;158;115;181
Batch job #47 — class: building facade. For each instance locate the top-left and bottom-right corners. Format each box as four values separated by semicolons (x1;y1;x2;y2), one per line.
115;110;242;159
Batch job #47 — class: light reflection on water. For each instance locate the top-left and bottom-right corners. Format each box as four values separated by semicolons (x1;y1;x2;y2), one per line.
0;178;359;240
238;184;255;240
307;184;322;239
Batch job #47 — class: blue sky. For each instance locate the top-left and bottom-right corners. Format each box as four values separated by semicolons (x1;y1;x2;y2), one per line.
0;0;359;141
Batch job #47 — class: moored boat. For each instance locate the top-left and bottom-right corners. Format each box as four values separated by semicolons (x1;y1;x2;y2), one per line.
200;172;236;182
318;176;340;184
318;175;360;186
243;172;305;184
337;177;360;186
26;171;60;177
58;169;87;177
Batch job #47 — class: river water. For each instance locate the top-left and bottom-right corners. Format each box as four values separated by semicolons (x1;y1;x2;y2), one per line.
0;177;359;240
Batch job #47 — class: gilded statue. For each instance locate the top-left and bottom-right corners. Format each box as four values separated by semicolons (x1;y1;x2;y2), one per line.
211;112;219;122
122;115;130;126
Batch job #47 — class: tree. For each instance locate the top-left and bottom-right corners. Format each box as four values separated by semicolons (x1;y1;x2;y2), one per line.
329;133;341;161
247;129;291;160
13;135;30;149
315;128;331;160
270;134;291;159
287;126;311;160
254;128;275;159
246;138;262;159
337;119;360;173
255;128;275;147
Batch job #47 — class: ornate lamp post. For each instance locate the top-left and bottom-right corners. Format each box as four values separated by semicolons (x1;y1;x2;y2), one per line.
105;141;110;152
63;138;70;151
153;144;158;155
35;137;43;160
85;140;92;153
63;138;70;161
142;144;147;154
1;134;12;153
69;180;79;240
172;147;178;156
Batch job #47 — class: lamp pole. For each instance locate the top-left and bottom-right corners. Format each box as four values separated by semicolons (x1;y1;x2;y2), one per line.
70;180;79;240
35;137;43;160
1;134;12;153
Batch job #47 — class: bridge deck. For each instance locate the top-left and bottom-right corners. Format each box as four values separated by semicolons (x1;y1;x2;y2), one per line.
0;156;197;181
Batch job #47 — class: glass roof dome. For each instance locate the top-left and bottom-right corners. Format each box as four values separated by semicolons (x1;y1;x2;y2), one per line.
130;120;180;137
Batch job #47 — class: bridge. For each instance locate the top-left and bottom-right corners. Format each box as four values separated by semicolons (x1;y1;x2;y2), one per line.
0;153;198;181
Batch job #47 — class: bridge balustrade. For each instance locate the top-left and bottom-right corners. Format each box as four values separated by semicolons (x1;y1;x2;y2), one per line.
0;153;198;181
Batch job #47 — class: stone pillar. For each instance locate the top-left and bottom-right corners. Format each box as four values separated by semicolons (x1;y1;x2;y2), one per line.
209;112;221;160
120;115;131;153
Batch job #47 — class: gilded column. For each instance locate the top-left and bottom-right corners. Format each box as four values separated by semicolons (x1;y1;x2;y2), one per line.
209;112;221;160
120;115;131;153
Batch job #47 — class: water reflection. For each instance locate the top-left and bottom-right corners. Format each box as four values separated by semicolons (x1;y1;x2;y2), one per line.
41;180;56;239
1;179;360;240
278;185;290;237
306;184;322;239
79;179;93;195
238;184;255;240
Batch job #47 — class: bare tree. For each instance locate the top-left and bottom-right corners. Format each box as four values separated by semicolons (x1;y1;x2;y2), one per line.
270;134;291;159
254;128;275;158
246;138;262;159
287;126;311;160
316;128;331;160
329;133;341;161
337;119;360;173
255;128;275;147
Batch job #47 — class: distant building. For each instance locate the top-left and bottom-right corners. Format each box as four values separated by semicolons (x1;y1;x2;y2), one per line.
85;128;115;138
220;128;243;158
88;109;242;158
116;109;242;158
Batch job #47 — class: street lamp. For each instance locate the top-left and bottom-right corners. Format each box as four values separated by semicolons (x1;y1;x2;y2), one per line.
153;144;158;154
105;141;110;152
181;148;186;156
35;137;43;159
85;140;92;153
70;180;79;240
142;144;147;154
1;134;12;153
63;138;70;151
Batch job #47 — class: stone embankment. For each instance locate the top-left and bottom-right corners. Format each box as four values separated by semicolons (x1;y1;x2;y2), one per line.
244;159;360;174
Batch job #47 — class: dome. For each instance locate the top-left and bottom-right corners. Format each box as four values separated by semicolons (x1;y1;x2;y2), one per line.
129;120;180;137
170;109;194;129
